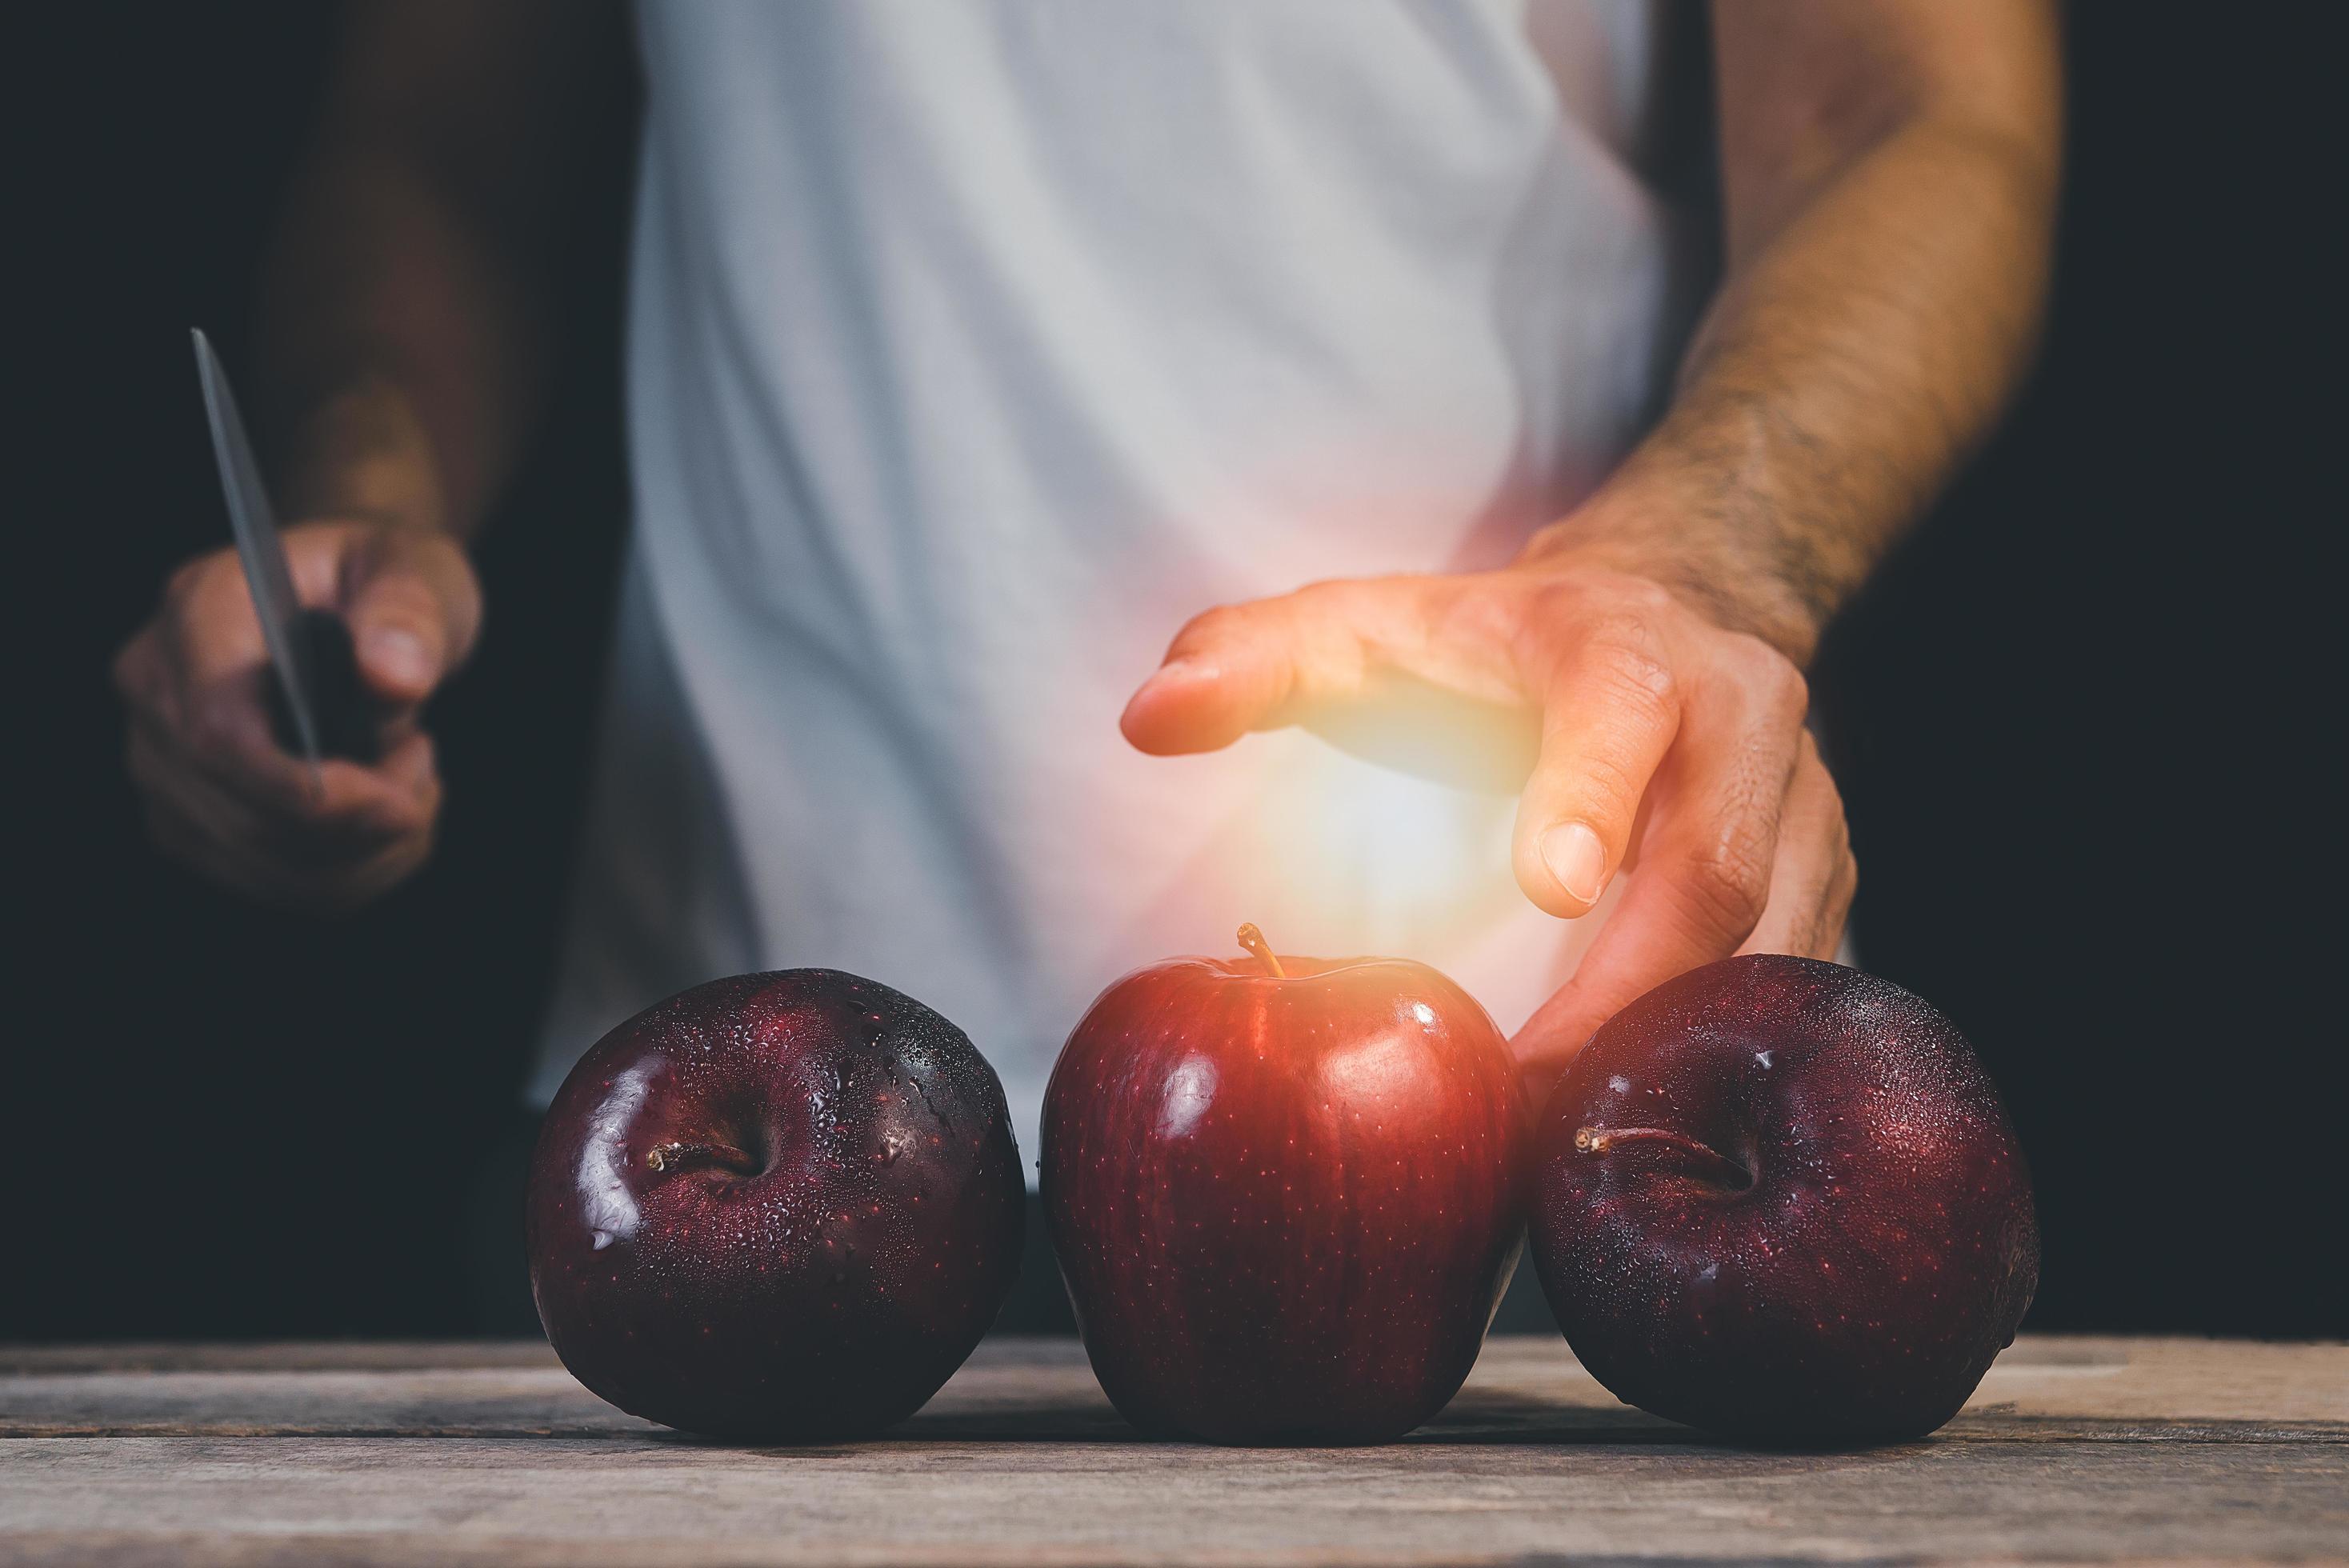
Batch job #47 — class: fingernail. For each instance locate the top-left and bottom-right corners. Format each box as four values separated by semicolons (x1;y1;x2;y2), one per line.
365;628;431;686
1540;822;1608;908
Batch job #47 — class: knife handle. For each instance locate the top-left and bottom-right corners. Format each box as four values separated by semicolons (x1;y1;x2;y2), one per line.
266;609;385;764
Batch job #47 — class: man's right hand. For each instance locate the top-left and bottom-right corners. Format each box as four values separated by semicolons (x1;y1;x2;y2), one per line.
113;518;482;911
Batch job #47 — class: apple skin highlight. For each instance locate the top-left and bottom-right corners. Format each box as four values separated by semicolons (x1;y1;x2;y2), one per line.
1042;927;1529;1444
1531;954;2039;1444
526;970;1025;1440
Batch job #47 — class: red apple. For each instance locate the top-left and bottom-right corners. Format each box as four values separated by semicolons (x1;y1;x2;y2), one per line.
1530;954;2038;1442
526;970;1024;1439
1042;924;1527;1444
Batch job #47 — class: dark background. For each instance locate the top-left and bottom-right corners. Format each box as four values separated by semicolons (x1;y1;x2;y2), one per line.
13;6;2338;1342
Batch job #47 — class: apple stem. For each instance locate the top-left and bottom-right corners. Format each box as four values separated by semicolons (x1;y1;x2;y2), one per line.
1236;922;1287;978
1574;1126;1751;1187
644;1140;758;1176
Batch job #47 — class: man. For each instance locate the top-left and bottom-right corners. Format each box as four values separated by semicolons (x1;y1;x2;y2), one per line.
114;1;2058;1162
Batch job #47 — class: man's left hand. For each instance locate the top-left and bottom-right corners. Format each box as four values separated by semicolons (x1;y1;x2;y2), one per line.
1121;548;1856;1098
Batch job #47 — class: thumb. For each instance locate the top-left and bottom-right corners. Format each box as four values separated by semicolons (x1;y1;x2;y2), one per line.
1120;586;1374;755
341;534;481;706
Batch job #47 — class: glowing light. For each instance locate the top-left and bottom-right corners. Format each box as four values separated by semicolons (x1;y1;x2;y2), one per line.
1070;670;1611;1042
1229;731;1527;962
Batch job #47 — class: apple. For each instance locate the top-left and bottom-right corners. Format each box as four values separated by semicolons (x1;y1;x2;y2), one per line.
1042;924;1527;1444
1529;954;2038;1442
526;969;1025;1440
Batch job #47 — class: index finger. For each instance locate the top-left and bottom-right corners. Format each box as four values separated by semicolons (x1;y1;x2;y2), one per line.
1508;607;1684;918
162;552;274;694
1512;659;1805;1082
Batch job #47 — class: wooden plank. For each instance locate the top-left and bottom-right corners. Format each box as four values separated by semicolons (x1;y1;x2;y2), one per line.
1;1337;2343;1566
0;1343;566;1375
2;1336;2341;1439
2;1432;2342;1566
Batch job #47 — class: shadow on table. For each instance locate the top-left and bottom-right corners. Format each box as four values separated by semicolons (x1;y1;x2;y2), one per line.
646;1389;1721;1451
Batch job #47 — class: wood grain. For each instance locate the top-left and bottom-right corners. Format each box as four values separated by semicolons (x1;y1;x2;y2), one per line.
1;1335;2341;1565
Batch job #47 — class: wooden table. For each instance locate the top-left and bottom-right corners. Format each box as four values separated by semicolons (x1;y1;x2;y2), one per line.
2;1335;2341;1565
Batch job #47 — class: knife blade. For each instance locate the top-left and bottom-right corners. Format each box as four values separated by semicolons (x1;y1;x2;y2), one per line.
190;328;379;772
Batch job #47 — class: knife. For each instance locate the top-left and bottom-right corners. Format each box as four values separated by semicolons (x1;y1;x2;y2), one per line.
190;328;380;771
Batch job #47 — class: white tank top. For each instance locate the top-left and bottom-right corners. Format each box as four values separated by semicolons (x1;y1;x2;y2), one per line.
532;0;1708;1169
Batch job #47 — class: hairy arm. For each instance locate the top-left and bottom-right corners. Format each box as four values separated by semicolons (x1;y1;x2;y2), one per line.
1541;0;2063;661
1127;0;2062;1077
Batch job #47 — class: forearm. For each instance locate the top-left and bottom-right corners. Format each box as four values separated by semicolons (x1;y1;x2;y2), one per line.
254;0;630;545
1528;10;2060;663
262;149;543;543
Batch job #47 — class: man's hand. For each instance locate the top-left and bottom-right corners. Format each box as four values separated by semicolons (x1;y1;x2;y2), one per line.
111;0;632;911
113;519;482;911
1120;551;1855;1090
1118;0;2053;1087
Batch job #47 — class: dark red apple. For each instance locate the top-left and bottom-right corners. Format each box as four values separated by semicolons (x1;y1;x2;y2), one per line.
1042;924;1527;1444
1530;954;2037;1442
526;970;1024;1439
